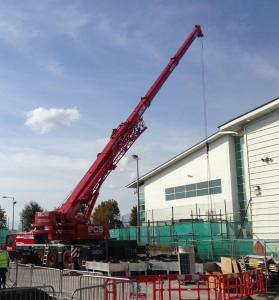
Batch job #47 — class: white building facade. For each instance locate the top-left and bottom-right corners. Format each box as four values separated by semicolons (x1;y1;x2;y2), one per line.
128;97;279;240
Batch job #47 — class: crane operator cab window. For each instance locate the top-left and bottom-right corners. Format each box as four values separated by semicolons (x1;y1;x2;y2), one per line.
6;235;13;246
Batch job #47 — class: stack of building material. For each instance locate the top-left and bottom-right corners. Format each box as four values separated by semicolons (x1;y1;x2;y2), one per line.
207;257;240;291
244;256;266;272
268;262;279;273
242;255;279;276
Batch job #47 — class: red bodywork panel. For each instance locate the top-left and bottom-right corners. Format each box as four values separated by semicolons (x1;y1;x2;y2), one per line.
28;26;203;242
5;233;35;252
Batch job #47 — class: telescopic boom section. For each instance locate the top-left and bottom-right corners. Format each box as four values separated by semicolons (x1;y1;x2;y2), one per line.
57;25;203;223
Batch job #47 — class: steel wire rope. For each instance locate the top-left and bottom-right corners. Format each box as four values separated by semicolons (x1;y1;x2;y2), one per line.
199;36;216;218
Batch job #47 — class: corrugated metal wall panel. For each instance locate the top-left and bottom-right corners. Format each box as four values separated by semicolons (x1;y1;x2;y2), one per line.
252;220;279;227
248;143;279;156
249;169;279;180
247;125;279;141
246;110;279;239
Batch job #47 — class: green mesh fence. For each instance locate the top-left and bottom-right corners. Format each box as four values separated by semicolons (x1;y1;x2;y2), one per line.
109;220;269;260
110;221;251;244
0;228;8;244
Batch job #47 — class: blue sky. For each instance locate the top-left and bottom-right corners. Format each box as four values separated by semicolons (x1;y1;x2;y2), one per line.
0;1;278;228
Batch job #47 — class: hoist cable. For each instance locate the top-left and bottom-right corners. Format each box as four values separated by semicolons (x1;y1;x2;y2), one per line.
200;37;208;140
199;37;216;217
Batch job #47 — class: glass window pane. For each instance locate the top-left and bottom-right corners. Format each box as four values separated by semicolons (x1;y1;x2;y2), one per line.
166;194;175;201
186;183;196;191
236;160;243;168
209;179;221;188
175;186;185;193
235;152;242;160
197;181;209;189
166;187;174;194
186;190;196;198
238;192;246;200
197;188;208;196
175;192;186;199
209;187;222;194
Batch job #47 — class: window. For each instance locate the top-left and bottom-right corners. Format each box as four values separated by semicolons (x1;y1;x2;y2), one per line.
165;179;222;201
234;136;247;221
175;186;185;193
139;185;145;223
175;192;186;199
166;187;175;194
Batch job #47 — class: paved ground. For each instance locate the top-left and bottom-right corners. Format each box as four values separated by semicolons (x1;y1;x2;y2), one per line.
253;289;279;300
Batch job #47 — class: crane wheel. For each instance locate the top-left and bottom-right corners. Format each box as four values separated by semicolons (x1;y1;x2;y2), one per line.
33;250;43;265
47;250;58;268
63;250;72;269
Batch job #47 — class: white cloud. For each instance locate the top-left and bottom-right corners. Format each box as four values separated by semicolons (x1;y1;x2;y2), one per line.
42;60;64;76
0;3;91;47
0;7;38;47
25;107;80;134
241;53;279;81
0;149;90;172
55;5;91;38
118;156;130;172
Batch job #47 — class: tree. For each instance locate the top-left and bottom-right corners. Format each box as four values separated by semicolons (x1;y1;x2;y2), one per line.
129;206;137;226
0;206;7;229
91;199;123;229
20;201;43;231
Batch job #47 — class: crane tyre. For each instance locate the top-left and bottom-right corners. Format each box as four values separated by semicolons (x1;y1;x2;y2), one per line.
62;250;72;269
47;250;58;268
33;250;44;265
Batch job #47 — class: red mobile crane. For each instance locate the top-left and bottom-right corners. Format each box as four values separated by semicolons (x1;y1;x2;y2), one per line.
6;25;203;268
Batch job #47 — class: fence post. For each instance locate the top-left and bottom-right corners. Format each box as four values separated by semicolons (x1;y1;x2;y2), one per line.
15;260;18;287
59;269;63;296
30;264;34;287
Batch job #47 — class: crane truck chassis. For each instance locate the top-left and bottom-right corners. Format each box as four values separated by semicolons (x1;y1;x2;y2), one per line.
5;25;203;268
6;233;138;269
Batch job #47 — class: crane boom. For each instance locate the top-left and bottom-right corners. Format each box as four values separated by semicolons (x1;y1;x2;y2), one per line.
33;25;203;241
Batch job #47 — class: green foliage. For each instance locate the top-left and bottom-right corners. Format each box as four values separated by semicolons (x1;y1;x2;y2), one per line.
0;206;7;229
129;206;137;226
91;199;123;229
20;201;43;231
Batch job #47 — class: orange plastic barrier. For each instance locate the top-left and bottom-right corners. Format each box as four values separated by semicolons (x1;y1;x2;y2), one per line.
129;270;265;300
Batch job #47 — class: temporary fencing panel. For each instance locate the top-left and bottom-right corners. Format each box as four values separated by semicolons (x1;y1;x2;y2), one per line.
7;261;17;286
61;269;85;298
129;270;265;300
12;263;33;287
7;262;265;300
71;276;133;300
31;265;61;292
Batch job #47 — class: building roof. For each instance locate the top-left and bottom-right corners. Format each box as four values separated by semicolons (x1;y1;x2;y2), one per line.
219;96;279;131
127;96;279;188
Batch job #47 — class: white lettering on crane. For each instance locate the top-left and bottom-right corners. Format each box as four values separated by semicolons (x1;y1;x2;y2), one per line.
88;225;103;235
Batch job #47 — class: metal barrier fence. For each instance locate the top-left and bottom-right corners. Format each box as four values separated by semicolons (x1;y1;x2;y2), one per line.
70;280;132;300
7;262;265;300
7;262;133;299
129;270;265;300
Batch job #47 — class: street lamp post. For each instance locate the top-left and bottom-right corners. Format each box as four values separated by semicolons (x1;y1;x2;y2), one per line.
132;154;140;245
2;196;16;231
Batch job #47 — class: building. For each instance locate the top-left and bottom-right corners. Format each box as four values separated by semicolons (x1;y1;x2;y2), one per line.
127;97;279;240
